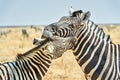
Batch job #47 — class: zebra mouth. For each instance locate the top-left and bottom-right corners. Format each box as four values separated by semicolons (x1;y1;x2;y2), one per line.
33;38;45;45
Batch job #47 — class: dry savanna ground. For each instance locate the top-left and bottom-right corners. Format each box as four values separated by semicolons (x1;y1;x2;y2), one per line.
0;25;120;80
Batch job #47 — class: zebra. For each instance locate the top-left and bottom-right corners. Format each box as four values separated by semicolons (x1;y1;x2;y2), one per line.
0;36;77;80
40;11;112;45
0;29;11;38
59;10;112;43
69;11;120;80
22;29;29;38
37;11;120;79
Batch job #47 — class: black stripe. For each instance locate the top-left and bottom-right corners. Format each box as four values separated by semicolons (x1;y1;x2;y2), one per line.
7;63;15;80
15;61;24;80
38;50;51;63
77;32;94;64
64;28;68;37
113;45;117;79
11;62;20;80
93;24;97;32
73;27;88;55
28;59;42;79
102;32;105;39
79;36;99;66
90;21;94;29
108;64;114;80
99;29;102;36
95;25;99;34
31;56;48;72
0;66;5;77
102;44;112;79
0;75;2;80
34;54;51;67
118;44;120;71
3;64;10;80
57;30;61;37
107;35;110;42
91;42;108;80
19;60;27;79
24;59;36;80
22;59;33;80
84;39;104;74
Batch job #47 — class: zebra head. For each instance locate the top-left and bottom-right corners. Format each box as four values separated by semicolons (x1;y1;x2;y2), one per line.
33;36;77;59
42;11;90;38
33;11;90;47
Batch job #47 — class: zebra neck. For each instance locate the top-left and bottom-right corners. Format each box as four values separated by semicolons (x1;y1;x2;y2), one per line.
86;19;97;31
73;25;103;65
14;50;53;79
86;19;112;43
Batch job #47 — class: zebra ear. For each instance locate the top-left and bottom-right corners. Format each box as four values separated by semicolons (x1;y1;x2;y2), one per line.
72;10;83;17
81;11;91;22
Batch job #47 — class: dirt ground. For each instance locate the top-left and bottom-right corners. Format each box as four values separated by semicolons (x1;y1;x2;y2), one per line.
0;25;120;80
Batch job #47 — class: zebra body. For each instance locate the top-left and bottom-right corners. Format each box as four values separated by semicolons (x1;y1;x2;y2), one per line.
0;52;52;80
39;10;120;79
0;36;76;80
60;11;119;79
73;24;120;79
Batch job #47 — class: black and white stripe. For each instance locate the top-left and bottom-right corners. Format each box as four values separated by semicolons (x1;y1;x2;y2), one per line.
72;10;112;44
40;10;118;79
49;16;112;44
0;36;76;80
0;40;53;80
85;19;112;44
59;11;118;79
72;22;120;79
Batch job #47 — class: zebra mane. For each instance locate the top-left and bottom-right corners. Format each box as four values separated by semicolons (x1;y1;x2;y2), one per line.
16;38;49;59
71;10;112;43
86;19;112;43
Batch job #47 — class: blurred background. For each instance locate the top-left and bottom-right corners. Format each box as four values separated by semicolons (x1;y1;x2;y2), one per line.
0;0;120;25
0;0;120;80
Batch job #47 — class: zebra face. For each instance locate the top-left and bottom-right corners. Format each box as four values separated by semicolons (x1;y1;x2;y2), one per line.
39;36;77;59
34;11;90;46
41;23;58;39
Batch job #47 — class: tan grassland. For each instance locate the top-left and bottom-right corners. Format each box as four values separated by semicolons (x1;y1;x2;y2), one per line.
0;25;120;80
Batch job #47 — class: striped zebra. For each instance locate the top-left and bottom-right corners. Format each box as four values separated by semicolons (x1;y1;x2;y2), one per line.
69;7;112;44
39;11;120;79
41;10;112;45
59;10;112;44
41;22;75;39
71;11;120;80
70;12;119;79
0;36;76;80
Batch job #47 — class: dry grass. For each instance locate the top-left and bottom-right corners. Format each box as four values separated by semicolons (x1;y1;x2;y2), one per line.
0;25;120;80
